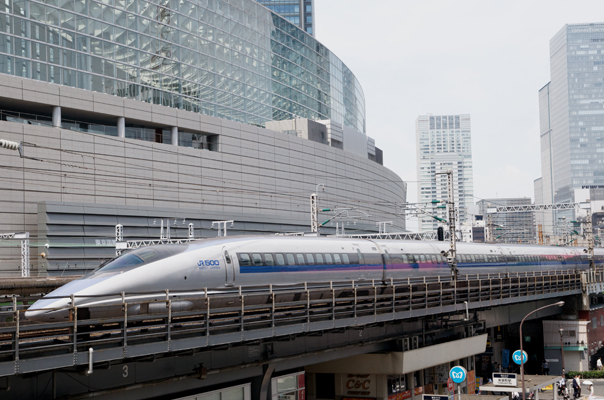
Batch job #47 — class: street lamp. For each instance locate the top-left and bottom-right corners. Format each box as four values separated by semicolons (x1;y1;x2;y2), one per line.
559;327;565;378
520;301;565;400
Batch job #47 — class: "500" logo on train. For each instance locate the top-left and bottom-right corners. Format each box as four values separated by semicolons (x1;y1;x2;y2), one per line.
198;260;220;267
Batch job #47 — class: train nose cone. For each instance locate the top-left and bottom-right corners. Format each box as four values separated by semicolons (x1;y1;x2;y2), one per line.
25;298;71;322
24;274;113;322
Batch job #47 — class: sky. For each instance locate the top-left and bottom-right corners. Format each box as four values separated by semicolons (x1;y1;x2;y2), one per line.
313;0;604;214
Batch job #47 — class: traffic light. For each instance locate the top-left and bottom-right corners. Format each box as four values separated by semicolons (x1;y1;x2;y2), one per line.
437;227;444;241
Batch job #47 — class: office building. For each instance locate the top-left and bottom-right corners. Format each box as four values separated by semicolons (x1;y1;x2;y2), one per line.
536;23;604;236
416;114;474;232
476;198;535;244
0;0;405;276
255;0;314;36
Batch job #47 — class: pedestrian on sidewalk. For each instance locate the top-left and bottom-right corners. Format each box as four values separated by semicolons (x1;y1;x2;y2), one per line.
573;375;581;399
588;383;594;399
597;357;603;371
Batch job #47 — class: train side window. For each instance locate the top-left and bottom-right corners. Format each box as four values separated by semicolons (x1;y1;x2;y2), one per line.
325;254;333;264
315;254;324;264
408;254;416;263
276;253;285;266
286;254;296;265
296;254;305;264
252;254;263;266
333;254;342;264
264;254;274;266
342;254;350;264
239;253;251;266
306;254;315;264
401;254;408;263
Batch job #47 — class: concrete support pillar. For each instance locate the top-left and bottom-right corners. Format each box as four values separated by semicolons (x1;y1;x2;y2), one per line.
52;106;61;128
171;126;178;146
117;117;125;138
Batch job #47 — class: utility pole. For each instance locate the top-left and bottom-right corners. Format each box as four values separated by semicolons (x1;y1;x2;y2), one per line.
377;221;393;234
583;201;595;269
485;213;493;243
212;220;234;237
538;224;543;245
310;183;324;234
435;170;457;278
115;224;123;256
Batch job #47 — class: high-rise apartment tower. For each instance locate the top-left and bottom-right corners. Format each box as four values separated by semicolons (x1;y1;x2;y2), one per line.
536;23;604;237
255;0;314;36
416;114;474;232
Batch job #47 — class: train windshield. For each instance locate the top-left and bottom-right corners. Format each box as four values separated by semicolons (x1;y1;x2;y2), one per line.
97;245;187;273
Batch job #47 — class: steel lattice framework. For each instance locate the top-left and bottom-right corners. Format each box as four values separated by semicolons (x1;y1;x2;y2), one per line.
343;231;450;240
486;203;581;214
116;238;198;251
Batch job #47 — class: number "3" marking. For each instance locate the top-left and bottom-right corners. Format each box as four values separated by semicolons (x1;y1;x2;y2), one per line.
123;365;129;378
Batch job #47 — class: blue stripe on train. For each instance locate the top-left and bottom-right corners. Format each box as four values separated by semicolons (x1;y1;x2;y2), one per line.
239;260;589;274
239;263;383;273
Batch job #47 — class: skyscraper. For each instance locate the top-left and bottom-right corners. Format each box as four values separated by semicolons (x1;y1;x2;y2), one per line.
536;23;604;236
255;0;314;36
416;114;474;232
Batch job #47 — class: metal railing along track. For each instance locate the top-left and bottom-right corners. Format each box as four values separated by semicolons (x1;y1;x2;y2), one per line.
0;269;587;377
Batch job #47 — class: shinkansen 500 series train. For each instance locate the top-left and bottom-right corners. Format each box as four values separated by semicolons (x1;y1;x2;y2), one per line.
25;236;604;322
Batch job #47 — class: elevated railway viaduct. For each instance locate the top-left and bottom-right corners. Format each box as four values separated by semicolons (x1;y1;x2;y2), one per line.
0;268;600;399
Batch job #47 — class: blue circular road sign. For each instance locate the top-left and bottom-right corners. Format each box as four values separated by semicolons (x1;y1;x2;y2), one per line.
449;366;467;384
512;350;528;365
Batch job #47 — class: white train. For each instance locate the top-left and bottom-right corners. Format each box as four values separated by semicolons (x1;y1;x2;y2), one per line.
25;235;603;322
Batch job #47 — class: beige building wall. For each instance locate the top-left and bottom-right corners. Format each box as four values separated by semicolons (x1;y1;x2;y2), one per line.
0;75;407;276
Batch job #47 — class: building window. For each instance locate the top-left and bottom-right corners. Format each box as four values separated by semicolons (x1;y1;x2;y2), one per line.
271;372;305;400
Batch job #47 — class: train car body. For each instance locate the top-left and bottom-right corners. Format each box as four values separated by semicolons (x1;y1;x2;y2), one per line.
25;236;604;322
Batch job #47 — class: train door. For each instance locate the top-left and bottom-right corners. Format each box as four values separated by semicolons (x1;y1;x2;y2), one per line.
223;247;235;286
366;240;387;282
352;244;365;279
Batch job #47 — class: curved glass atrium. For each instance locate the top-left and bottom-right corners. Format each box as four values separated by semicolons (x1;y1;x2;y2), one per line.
0;0;365;133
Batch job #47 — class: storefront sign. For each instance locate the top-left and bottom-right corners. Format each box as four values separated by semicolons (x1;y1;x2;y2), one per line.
436;364;448;384
345;374;376;397
415;387;424;396
475;377;483;394
467;370;476;395
388;390;412;400
422;395;448;400
447;379;454;392
493;373;518;387
424;384;434;394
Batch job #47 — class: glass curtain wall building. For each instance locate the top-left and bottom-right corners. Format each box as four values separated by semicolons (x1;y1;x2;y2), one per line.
0;0;361;132
254;0;313;36
416;114;474;232
536;23;604;236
